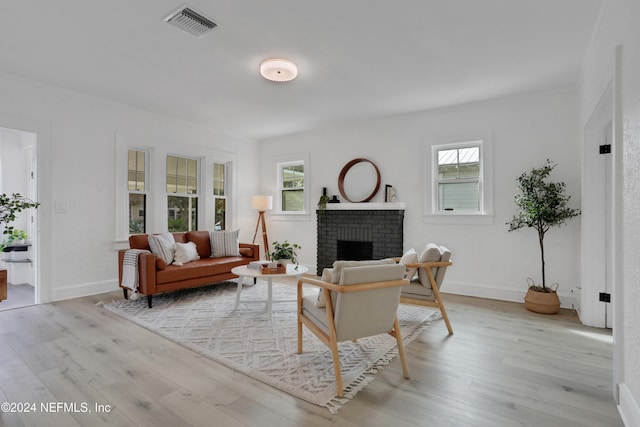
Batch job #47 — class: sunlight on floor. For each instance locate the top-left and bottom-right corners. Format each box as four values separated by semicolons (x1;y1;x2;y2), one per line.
568;328;613;344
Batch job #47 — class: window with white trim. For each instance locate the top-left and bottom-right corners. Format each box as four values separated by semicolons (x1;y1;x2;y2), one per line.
127;149;147;234
213;161;227;230
166;155;198;231
278;160;305;212
435;143;481;212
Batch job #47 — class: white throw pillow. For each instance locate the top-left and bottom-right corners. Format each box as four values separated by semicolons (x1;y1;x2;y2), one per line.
315;268;333;308
399;248;418;280
173;241;200;266
148;233;176;265
210;229;240;258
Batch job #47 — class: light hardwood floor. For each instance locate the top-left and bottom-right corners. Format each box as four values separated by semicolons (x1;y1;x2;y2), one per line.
0;282;624;427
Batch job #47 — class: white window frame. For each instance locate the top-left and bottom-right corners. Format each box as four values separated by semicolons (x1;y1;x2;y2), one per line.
212;160;229;230
424;132;494;225
115;132;239;247
127;148;148;234
276;159;306;214
166;154;200;232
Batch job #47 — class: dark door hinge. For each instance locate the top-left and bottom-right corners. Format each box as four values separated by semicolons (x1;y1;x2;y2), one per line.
599;292;611;303
600;144;611;154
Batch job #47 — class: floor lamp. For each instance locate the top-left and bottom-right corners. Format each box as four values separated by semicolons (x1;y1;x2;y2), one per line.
251;195;273;260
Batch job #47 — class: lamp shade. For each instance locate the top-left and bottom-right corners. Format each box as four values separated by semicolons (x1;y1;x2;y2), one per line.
251;195;273;211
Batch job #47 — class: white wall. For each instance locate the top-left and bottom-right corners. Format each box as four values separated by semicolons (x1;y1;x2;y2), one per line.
579;0;640;424
259;88;582;307
0;71;260;303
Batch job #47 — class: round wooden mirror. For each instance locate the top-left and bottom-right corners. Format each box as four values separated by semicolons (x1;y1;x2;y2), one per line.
338;158;381;202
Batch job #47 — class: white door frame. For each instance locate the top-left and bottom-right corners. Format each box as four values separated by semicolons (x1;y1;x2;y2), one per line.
0;117;53;304
581;82;613;328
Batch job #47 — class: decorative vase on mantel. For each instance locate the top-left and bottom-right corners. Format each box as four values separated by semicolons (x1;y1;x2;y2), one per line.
318;187;330;214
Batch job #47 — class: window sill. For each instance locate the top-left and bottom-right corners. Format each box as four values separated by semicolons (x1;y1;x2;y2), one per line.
271;212;311;222
423;212;494;225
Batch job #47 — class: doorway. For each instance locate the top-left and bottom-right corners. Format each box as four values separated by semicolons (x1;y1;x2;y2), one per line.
581;83;614;328
0;126;38;311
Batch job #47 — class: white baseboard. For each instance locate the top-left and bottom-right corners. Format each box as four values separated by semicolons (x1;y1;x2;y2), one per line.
444;281;575;309
619;384;640;427
53;279;119;302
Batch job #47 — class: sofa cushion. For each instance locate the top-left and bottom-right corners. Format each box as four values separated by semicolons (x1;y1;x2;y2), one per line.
148;233;176;265
173;233;188;244
129;234;150;250
173;242;200;266
239;247;254;258
156;256;247;284
210;229;240;257
187;230;212;258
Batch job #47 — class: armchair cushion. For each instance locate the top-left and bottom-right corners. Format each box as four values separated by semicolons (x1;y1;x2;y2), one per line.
315;258;396;308
417;243;444;288
401;279;435;301
330;258;396;283
302;264;406;341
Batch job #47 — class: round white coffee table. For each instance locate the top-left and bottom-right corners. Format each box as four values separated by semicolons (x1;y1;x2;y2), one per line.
232;263;309;320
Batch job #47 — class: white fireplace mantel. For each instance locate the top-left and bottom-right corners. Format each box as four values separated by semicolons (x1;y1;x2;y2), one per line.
321;202;406;210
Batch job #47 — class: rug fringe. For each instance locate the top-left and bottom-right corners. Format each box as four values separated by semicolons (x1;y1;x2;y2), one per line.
323;313;441;413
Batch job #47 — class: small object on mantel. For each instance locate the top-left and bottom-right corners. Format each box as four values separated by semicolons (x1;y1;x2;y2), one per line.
328;195;340;203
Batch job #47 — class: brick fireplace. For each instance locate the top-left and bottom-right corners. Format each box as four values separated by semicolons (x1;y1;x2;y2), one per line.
316;204;405;275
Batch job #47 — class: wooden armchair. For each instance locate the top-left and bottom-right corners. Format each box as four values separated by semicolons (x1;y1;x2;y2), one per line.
396;244;454;335
297;263;409;397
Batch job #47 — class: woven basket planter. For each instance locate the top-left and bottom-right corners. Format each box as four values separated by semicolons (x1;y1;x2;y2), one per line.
524;287;560;314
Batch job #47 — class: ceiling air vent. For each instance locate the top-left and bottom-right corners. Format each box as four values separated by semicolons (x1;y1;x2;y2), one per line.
164;5;218;38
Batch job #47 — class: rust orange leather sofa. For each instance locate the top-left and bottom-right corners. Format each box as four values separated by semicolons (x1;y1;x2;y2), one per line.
118;230;259;308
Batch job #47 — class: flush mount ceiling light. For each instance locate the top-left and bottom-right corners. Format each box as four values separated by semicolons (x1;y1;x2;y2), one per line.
259;58;298;82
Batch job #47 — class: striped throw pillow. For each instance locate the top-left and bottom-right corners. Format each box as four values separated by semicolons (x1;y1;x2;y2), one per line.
210;229;240;258
148;233;176;265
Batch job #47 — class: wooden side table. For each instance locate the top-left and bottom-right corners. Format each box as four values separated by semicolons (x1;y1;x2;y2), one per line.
0;269;7;301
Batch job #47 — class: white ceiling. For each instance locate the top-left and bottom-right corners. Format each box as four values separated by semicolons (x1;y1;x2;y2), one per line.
0;1;604;140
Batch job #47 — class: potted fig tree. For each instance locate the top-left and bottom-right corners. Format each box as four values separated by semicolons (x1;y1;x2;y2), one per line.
0;193;39;237
507;160;580;314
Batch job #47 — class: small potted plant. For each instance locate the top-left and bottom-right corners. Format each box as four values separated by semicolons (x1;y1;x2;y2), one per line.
0;193;39;237
270;240;301;265
7;229;28;245
506;160;580;314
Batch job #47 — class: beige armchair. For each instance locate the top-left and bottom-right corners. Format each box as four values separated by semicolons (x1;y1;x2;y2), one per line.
397;244;454;335
297;262;409;397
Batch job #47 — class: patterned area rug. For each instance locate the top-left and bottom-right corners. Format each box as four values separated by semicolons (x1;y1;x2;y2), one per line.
103;281;438;413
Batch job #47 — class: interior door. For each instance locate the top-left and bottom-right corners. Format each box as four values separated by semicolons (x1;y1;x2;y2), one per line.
602;121;613;328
